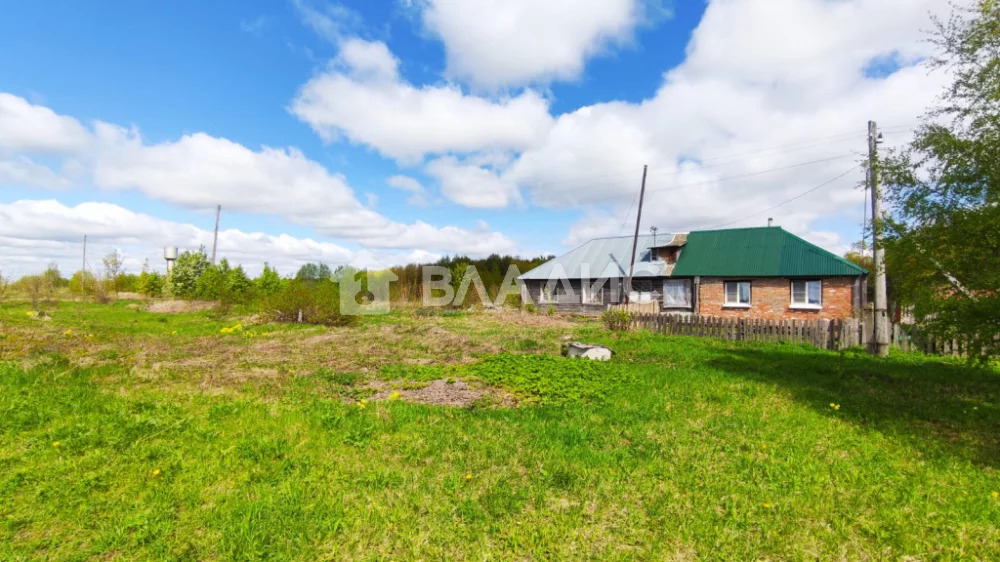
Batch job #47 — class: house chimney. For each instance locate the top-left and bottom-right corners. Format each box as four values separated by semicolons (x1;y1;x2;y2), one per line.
767;217;774;227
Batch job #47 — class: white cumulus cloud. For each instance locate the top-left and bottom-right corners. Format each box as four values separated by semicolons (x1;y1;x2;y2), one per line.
417;0;663;89
290;38;554;162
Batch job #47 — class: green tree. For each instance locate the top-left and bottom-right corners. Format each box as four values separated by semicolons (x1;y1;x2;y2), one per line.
102;250;126;295
295;262;332;281
68;270;99;297
881;1;1000;358
226;265;254;301
169;247;210;298
136;266;165;298
195;261;228;300
256;263;282;296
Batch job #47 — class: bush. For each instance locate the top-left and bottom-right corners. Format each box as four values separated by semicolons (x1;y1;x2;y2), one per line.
170;248;210;298
524;303;536;314
15;275;56;310
601;308;632;332
68;271;98;297
265;279;351;326
137;270;165;298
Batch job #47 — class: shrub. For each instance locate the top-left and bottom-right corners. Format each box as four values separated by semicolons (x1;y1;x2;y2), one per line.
523;303;536;314
265;279;351;326
15;275;55;310
137;270;165;298
169;248;210;298
68;271;98;297
601;308;632;332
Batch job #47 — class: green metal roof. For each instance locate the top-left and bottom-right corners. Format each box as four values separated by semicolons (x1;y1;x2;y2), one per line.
671;227;867;277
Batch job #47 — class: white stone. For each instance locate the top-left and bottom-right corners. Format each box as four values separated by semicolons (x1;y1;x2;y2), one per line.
562;342;614;361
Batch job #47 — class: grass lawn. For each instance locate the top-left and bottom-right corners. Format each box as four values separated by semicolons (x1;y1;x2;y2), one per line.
1;300;999;560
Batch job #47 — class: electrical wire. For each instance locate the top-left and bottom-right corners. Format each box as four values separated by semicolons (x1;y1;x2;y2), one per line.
694;165;861;230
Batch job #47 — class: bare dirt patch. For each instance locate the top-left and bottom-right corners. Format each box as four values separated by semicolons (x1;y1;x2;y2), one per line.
366;378;518;408
146;300;217;314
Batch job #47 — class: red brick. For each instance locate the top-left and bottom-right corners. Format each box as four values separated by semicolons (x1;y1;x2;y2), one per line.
697;277;857;320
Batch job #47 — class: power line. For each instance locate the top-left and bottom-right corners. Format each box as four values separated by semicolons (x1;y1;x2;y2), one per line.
518;128;913;193
643;153;857;195
619;183;641;236
695;165;860;230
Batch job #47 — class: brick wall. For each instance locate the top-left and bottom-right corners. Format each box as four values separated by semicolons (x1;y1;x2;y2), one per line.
697;277;858;320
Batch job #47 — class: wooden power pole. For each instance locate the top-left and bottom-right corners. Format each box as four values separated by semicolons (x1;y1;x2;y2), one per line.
868;121;889;357
82;234;87;272
624;164;649;305
211;204;221;265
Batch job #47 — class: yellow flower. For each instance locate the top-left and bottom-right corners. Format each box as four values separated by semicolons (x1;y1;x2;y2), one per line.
25;311;33;316
52;441;61;447
356;399;368;409
991;491;999;500
62;329;73;336
763;503;772;509
389;391;401;401
465;473;473;480
152;468;161;477
761;444;767;450
829;403;840;411
171;330;177;336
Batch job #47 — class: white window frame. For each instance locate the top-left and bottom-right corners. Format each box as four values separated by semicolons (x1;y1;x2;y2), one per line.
662;279;692;308
724;281;751;308
790;279;822;309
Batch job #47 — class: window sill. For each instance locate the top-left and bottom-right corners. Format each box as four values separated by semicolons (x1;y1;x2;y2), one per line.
789;305;823;310
723;304;751;309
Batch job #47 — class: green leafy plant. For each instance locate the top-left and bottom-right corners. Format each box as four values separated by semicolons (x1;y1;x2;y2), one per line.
601;308;632;332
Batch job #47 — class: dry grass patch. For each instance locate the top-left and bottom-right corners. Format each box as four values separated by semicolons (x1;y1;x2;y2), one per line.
365;378;519;408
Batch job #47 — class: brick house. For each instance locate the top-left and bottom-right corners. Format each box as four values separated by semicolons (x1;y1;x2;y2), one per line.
519;226;868;319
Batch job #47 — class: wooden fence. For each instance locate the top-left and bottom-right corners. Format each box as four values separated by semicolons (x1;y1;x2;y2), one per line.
607;302;661;315
629;313;862;350
629;312;968;356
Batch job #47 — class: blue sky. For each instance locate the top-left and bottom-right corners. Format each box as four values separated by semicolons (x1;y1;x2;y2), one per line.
0;0;947;276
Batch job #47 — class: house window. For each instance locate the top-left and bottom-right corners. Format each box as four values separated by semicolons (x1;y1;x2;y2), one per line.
540;284;553;303
791;280;822;308
582;283;604;304
629;280;654;303
662;279;691;308
724;281;751;307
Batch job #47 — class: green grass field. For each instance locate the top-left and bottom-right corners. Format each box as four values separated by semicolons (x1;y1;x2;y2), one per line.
1;300;999;560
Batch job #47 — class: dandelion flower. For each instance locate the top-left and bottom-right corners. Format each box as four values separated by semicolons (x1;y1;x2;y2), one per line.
465;473;473;480
829;403;840;410
152;468;161;477
389;391;401;401
52;441;61;447
992;491;999;500
763;503;772;509
62;329;73;336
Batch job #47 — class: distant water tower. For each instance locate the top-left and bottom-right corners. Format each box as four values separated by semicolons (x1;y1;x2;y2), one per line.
164;246;178;273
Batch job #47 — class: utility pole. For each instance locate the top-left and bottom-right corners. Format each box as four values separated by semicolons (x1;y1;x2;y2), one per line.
868;120;889;357
82;234;87;272
211;204;221;265
624;164;648;305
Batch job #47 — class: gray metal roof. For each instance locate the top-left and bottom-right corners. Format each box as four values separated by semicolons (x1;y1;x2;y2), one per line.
519;233;682;280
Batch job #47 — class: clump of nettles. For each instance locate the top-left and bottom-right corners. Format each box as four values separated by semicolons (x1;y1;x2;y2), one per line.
601;308;631;332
